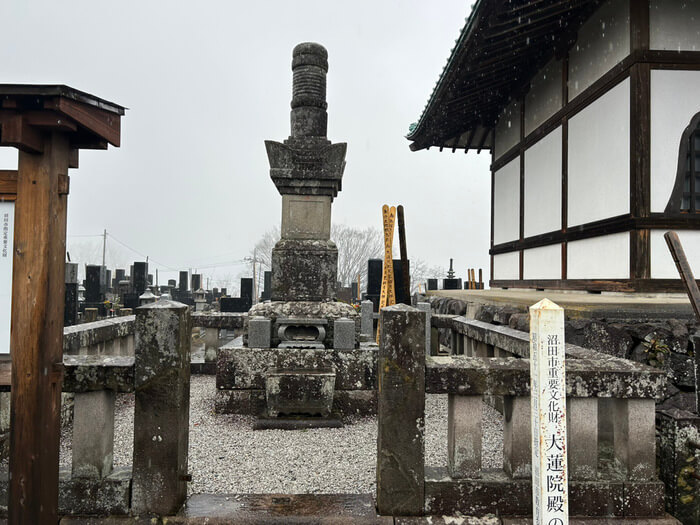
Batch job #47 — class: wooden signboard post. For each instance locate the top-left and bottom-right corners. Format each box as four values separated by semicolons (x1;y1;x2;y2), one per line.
376;205;396;343
530;298;569;525
0;85;124;524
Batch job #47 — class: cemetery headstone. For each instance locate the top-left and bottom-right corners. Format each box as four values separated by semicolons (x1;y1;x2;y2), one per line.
191;273;202;292
64;262;79;327
178;271;188;292
427;278;438;291
133;262;148;295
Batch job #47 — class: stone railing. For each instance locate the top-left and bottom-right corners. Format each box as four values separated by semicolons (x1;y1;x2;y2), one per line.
190;312;246;373
0;301;191;517
63;316;135;356
376;304;669;519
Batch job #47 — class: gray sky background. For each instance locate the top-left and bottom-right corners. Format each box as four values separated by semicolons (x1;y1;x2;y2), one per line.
0;0;491;291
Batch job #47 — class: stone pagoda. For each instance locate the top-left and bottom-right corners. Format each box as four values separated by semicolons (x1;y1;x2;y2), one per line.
216;43;376;425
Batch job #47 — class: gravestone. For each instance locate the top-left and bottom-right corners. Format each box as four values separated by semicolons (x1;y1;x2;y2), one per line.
261;271;272;301
240;278;253;302
132;262;148;295
191;273;202;292
427;278;438;291
168;279;176;288
104;269;112;294
84;265;102;303
351;281;358;303
178;271;188;292
64;262;79;327
393;259;410;305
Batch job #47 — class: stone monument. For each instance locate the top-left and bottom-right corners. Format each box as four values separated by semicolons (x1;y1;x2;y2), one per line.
216;43;375;425
248;42;359;348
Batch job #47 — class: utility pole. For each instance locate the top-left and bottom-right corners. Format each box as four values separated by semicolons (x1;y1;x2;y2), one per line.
102;229;107;268
252;248;257;304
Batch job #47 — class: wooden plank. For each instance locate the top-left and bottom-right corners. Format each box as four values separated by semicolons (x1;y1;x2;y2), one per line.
8;132;70;524
664;232;700;321
397;205;411;301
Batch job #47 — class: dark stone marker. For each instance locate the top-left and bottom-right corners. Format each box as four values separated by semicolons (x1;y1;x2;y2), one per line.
376;303;425;516
64;263;79;327
393;259;410;305
261;271;272;301
367;259;383;295
104;268;111;293
427;278;438;291
132;299;190;515
115;268;126;283
220;297;250;313
132;262;148;295
443;278;462;290
179;271;188;292
221;288;227;297
191;273;201;291
168;279;176;288
85;265;103;303
351;281;358;303
147;274;153;286
240;278;253;301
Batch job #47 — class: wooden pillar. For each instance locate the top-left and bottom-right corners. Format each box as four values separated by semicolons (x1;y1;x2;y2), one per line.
9;132;70;524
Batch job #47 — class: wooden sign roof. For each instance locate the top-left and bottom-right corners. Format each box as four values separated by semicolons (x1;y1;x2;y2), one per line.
406;0;602;153
0;84;125;154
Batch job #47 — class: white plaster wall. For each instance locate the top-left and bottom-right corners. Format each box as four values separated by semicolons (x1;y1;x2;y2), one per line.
493;252;520;280
650;0;700;51
525;59;563;135
650;69;700;212
568;0;630;100
523;244;561;280
568;78;630;227
524;127;562;237
651;230;700;278
493;158;520;244
567;233;630;279
494;99;521;160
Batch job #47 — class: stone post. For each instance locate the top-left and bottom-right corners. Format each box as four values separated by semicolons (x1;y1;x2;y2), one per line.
613;398;655;480
360;300;373;339
203;327;220;363
376;304;425;516
416;302;431;356
71;390;115;479
131;299;191;515
448;394;482;478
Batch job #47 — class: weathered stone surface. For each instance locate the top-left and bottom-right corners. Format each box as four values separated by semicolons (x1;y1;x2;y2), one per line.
190;312;246;330
265;369;335;417
567;320;634;359
333;318;355;350
425;355;666;399
657;409;700;524
447;395;482;478
376;304;425;516
62;355;135;393
214;388;376;418
0;467;131;516
623;481;666;517
72;391;115;479
361;300;374;340
217;346;376;391
132;300;190;516
63;316;134;355
247;301;359;347
271;239;339;302
248;317;272;348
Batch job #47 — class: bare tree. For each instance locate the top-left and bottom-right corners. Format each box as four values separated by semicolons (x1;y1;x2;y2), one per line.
409;260;445;294
250;224;383;289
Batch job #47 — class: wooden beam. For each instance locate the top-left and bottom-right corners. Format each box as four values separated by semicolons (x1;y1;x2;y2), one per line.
45;97;120;147
0;114;44;154
9;132;70;524
664;232;700;322
25;111;78;133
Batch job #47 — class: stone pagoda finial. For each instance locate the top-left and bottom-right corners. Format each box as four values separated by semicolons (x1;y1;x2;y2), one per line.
265;42;347;200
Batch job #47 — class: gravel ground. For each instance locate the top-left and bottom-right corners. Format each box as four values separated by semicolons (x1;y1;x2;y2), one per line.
58;375;503;495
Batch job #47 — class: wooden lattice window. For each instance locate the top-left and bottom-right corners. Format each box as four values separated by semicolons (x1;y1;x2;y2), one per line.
665;112;700;215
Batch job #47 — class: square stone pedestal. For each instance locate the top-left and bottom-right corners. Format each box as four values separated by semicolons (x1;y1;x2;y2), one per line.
265;368;335;418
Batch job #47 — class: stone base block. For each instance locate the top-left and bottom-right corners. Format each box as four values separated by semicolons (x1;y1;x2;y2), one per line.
253;415;343;430
0;467;131;517
266;369;335;417
424;468;665;518
217;346;377;391
215;389;377;418
271;239;338;302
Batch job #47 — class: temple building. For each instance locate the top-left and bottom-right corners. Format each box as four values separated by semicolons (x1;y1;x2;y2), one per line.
408;0;700;292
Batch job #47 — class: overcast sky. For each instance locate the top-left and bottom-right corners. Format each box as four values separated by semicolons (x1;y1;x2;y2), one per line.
0;0;491;290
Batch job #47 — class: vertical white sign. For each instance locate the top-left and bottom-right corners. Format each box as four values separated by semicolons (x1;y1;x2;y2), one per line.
0;201;14;354
530;298;568;525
